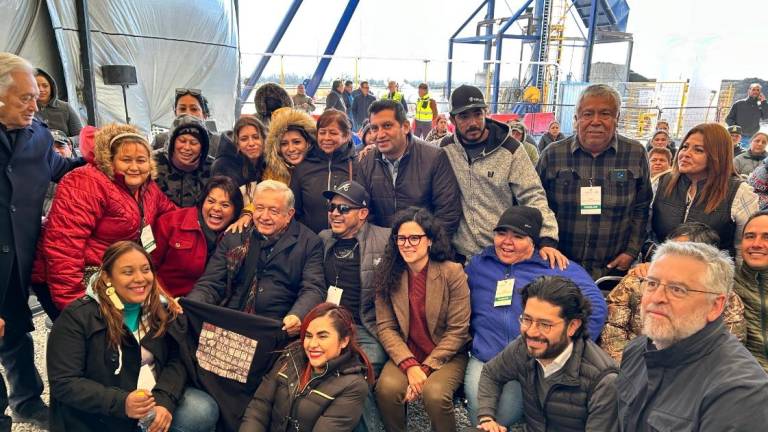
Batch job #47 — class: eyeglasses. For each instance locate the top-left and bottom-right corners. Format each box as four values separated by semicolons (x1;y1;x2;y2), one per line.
327;203;362;215
395;234;428;246
518;316;564;334
176;88;202;96
639;277;721;299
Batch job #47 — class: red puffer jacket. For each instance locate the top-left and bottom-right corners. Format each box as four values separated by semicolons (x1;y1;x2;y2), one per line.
151;207;209;297
39;163;176;310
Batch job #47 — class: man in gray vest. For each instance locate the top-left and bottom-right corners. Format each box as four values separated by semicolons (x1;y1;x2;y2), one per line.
318;180;390;432
472;276;618;432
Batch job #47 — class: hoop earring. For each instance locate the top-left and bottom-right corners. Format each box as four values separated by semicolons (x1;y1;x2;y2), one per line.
105;282;125;311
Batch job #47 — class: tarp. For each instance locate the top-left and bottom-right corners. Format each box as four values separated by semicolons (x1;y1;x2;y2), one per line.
41;0;240;133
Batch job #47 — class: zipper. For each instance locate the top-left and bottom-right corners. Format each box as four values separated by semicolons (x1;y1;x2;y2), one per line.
758;273;768;360
327;158;332;190
580;159;596;263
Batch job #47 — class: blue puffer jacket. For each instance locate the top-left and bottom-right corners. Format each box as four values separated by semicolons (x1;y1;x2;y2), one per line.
466;246;607;362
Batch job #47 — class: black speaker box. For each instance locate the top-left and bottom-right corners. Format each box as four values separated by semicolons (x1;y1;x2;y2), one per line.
101;65;137;86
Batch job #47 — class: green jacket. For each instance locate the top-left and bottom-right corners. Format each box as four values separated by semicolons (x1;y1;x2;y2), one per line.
734;264;768;372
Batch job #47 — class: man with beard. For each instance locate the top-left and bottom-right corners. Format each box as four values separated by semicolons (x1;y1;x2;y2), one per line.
472;276;618;432
438;85;563;266
726;83;768;148
537;84;652;279
617;241;768;431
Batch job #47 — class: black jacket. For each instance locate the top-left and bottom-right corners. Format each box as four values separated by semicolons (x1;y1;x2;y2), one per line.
325;91;347;112
239;343;369;432
617;318;768;431
358;134;462;235
212;132;264;188
47;296;188;432
154;120;214;207
538;132;566;152
350;93;376;127
477;336;618;432
726;97;768;136
0;119;81;327
290;143;358;233
188;219;325;320
34;69;83;138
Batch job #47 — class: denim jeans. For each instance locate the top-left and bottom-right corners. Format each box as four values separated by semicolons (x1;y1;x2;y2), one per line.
354;324;387;432
464;355;523;427
169;387;219;432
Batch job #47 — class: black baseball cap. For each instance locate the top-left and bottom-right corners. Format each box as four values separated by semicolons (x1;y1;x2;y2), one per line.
494;206;543;245
450;84;488;115
323;181;369;208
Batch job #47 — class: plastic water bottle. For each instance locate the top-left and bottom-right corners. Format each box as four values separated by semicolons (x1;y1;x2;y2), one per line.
138;409;156;432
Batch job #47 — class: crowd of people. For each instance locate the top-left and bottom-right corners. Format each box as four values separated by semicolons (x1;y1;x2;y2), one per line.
2;50;768;432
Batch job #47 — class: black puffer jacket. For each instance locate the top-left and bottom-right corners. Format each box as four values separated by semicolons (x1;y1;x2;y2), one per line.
187;219;325;320
47;296;188;432
154;120;214;207
211;131;264;189
239;343;369;432
290;143;358;233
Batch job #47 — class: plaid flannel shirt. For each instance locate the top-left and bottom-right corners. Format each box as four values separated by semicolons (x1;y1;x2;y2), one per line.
537;134;652;279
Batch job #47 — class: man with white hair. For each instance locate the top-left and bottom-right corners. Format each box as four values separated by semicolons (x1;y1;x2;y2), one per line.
617;241;768;431
189;180;325;336
0;52;82;429
726;83;768;148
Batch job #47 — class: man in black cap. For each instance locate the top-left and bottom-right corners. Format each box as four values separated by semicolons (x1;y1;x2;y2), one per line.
437;84;563;267
729;124;745;157
317;180;391;431
462;205;607;429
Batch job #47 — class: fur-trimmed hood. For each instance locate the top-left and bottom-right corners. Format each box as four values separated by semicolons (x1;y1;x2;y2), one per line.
253;83;293;126
93;123;157;182
263;109;317;184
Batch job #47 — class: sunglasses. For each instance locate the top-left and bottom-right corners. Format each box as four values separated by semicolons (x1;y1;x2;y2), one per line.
327;203;363;215
175;88;202;97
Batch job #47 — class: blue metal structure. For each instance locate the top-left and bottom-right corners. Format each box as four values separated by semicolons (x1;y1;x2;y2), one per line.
305;0;360;97
447;0;629;113
239;0;304;103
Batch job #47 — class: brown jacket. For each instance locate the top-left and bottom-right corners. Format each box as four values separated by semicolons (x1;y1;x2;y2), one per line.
375;260;471;370
600;274;747;363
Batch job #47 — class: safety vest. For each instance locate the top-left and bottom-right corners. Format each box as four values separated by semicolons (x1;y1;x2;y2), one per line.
415;93;434;122
382;91;404;103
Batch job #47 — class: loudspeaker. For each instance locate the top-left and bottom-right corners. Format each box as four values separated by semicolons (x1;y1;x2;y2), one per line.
101;65;137;86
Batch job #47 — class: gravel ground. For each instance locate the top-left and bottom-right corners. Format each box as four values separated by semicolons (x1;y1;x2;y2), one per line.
6;315;520;432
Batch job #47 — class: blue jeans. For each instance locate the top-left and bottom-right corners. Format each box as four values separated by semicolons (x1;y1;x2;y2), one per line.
464;355;523;427
169;387;219;432
354;324;388;432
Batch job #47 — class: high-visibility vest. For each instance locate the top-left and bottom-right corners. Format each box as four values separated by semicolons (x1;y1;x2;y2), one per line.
415;93;434;122
382;92;404;103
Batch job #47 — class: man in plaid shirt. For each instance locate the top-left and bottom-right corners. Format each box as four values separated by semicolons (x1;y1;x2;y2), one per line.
537;84;652;279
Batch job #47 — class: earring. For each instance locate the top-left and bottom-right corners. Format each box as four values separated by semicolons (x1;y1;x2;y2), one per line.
105;282;124;311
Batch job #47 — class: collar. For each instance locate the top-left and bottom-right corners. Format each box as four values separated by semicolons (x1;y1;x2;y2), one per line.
747;150;767;160
643;317;725;368
570;134;619;155
738;262;768;280
537;341;574;378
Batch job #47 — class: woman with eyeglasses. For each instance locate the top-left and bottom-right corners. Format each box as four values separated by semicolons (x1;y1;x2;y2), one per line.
373;207;470;432
290;109;359;233
239;302;374;432
651;123;758;258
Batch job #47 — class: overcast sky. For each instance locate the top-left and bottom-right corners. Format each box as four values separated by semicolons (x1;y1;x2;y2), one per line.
239;0;766;94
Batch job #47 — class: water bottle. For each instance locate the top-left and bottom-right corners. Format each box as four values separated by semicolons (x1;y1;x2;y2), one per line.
138;408;156;432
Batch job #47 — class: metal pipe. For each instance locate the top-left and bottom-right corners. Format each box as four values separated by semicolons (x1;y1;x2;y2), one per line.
239;0;303;102
305;0;360;96
447;0;489;100
75;0;97;125
483;0;495;81
582;0;599;81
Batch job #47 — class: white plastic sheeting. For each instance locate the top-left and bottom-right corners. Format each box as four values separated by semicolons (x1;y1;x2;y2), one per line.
45;0;239;133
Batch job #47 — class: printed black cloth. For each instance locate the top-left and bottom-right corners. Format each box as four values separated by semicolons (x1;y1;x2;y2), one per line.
179;298;288;432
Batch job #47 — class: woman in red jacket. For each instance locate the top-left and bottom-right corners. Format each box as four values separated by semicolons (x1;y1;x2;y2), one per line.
151;176;243;297
39;124;177;310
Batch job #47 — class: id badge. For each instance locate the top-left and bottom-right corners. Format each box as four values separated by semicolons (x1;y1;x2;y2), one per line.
140;224;156;253
494;279;514;307
580;186;602;215
327;286;343;306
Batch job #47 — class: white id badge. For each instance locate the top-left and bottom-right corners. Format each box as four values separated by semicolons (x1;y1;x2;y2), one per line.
327;286;343;305
494;279;514;307
580;186;602;215
140;224;156;253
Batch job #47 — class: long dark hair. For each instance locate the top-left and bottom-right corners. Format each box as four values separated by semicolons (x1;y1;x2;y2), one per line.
197;176;244;218
521;275;592;340
94;241;178;351
233;116;267;181
299;303;375;385
374;207;453;301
